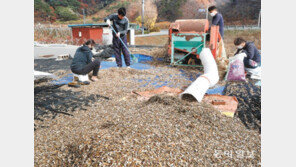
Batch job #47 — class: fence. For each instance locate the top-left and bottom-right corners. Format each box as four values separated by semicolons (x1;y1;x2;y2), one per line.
34;25;72;44
224;25;261;30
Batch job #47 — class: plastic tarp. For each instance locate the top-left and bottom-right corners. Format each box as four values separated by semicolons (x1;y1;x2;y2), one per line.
34;70;56;80
216;39;227;59
245;67;261;80
51;74;74;85
51;54;154;85
203;94;239;118
206;86;225;95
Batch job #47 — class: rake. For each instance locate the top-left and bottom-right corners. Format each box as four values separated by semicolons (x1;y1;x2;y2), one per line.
110;25;138;64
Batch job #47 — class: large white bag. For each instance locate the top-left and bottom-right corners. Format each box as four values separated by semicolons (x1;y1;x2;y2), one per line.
225;53;246;81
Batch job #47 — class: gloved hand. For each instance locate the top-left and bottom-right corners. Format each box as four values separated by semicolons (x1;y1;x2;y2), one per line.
248;59;258;68
116;32;120;38
106;19;111;27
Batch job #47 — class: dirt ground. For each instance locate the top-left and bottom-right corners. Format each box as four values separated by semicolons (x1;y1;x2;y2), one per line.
135;35;169;46
34;29;261;166
35;63;260;166
223;30;261;57
135;30;261;57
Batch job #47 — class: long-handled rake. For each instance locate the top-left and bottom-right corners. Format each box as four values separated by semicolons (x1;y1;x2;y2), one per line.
110;25;138;64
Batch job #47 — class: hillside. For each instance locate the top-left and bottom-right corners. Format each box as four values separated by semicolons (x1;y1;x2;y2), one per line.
34;0;117;23
34;0;261;25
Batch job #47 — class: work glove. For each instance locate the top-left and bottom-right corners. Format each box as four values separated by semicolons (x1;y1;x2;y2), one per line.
116;32;120;38
106;19;111;27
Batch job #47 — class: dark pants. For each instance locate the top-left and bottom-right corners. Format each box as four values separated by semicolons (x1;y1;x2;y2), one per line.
71;59;101;76
112;34;130;67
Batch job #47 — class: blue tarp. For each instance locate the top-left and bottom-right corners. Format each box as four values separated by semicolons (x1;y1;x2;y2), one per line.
255;81;261;87
51;73;74;85
206;86;225;95
178;69;202;82
100;54;154;70
135;75;175;89
133;69;203;89
52;54;154;85
51;54;229;94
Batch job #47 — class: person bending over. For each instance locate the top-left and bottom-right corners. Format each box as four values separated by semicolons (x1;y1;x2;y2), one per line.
104;7;130;68
71;39;100;81
234;37;261;68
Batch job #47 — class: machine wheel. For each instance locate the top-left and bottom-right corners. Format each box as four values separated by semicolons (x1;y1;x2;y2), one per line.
164;54;171;63
188;58;196;65
185;54;201;65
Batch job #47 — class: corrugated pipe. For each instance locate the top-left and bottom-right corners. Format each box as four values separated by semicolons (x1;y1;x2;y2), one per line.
180;48;219;102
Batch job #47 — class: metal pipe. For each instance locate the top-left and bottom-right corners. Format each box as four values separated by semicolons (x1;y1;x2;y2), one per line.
206;5;208;20
258;10;261;28
171;37;174;64
83;9;86;24
141;0;145;35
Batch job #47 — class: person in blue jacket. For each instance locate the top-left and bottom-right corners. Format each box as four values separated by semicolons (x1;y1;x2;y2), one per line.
208;6;224;38
71;39;100;82
234;37;261;68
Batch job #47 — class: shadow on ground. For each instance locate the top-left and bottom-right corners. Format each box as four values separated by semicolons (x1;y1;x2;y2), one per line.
34;84;110;130
34;59;72;72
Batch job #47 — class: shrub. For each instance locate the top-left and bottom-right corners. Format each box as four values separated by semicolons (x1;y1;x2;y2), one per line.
34;0;51;20
48;0;80;11
150;26;160;32
34;0;50;13
55;6;79;21
155;21;171;29
107;1;130;13
92;17;100;22
156;0;186;21
136;16;158;32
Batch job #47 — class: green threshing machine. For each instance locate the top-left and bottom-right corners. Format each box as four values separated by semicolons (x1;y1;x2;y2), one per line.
168;19;221;67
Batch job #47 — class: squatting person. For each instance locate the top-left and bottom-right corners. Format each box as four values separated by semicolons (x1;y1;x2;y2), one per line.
234;37;261;68
208;5;224;38
104;7;131;68
70;39;100;82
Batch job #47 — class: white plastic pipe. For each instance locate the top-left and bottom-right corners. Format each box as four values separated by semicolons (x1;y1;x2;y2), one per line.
180;48;219;102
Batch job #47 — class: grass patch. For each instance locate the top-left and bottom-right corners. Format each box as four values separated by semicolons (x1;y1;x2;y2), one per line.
224;29;261;56
155;21;171;29
135;35;168;46
134;29;261;56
